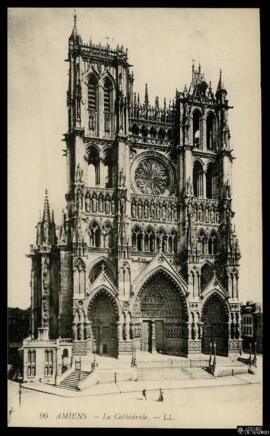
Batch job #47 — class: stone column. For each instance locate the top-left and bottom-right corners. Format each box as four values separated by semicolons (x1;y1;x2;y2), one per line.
72;322;77;340
117;321;123;341
203;171;207;199
201;115;206;150
151;321;156;352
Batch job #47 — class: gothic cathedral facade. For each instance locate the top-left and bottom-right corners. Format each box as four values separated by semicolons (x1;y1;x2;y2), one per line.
21;17;242;383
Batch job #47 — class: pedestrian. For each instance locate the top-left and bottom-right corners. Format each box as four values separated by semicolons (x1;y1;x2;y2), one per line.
8;406;15;424
158;388;164;402
142;389;147;400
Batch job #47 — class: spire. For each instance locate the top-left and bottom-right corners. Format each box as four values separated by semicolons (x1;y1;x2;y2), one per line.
217;68;227;93
144;83;149;106
43;189;50;223
69;10;82;43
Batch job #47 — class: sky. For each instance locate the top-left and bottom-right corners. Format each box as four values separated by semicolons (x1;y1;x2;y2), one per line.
8;8;261;309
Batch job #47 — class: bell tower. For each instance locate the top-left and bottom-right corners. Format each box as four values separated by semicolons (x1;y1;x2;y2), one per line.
177;64;241;354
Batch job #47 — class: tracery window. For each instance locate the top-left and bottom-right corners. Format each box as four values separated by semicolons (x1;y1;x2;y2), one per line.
89;221;101;248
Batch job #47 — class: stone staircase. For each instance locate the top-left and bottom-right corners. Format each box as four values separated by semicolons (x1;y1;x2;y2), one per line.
58;369;90;391
136;366;212;382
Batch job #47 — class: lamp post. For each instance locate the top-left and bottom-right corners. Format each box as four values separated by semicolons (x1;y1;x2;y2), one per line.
253;341;257;367
213;341;216;370
18;383;22;408
249;342;252;368
209;341;212;367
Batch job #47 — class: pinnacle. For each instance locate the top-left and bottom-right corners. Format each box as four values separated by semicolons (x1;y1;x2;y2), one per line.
43;189;50;223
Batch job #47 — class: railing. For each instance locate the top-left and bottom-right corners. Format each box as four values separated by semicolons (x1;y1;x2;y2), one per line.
59;338;72;344
136;358;209;369
22;339;58;347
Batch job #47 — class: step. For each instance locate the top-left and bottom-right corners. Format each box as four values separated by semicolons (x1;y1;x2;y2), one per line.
59;370;90;389
136;367;211;381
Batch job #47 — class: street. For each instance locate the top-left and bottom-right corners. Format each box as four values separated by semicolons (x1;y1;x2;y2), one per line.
8;377;262;428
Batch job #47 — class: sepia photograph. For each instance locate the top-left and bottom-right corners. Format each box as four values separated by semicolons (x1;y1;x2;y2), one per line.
7;7;262;429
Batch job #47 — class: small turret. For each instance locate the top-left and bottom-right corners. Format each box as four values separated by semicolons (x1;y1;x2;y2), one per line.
69;12;82;46
144;83;149;107
35;190;57;248
216;69;227;103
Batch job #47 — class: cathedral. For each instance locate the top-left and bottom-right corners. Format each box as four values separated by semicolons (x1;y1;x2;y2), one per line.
21;16;242;383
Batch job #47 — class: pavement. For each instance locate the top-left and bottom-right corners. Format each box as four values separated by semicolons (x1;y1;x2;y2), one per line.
20;353;262;398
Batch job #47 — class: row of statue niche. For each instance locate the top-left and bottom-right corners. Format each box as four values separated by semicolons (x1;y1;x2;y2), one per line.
72;321;92;341
192;205;219;223
75;191;116;214
131;200;178;221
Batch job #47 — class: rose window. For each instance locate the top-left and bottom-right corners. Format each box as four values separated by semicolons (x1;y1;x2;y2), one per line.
135;159;170;195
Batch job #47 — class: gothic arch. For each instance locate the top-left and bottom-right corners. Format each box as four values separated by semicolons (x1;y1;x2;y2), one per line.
86;287;120;356
200;261;215;291
87;256;117;282
206;161;218;199
86;286;120;315
85;144;100;186
87;73;99;112
193;160;204;198
201;289;229;313
101;71;116;88
192;108;202;147
85;67;100;82
201;290;230;355
206;110;217;150
131;265;189;320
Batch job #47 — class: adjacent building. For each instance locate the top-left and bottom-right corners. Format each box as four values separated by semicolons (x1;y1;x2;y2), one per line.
241;301;263;354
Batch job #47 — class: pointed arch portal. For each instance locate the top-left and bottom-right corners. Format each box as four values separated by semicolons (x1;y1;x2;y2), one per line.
201;293;229;356
131;271;188;356
88;289;119;357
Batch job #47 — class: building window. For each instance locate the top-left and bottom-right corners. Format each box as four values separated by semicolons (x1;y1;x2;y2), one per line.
104;77;113;113
87;147;100;187
88;75;98;112
89;221;101;248
132;226;143;252
206;112;216;150
193;161;204;197
206;163;218;199
44;349;54;376
27;350;36;376
208;231;218;254
193;109;201;147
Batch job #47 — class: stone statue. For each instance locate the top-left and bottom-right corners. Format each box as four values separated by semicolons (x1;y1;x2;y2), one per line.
73;323;77;340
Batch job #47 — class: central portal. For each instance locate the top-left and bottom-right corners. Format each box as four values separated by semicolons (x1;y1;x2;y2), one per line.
132;272;188;355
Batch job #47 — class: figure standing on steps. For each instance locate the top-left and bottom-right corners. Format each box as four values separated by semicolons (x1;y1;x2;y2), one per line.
142;389;147;400
158;388;164;402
